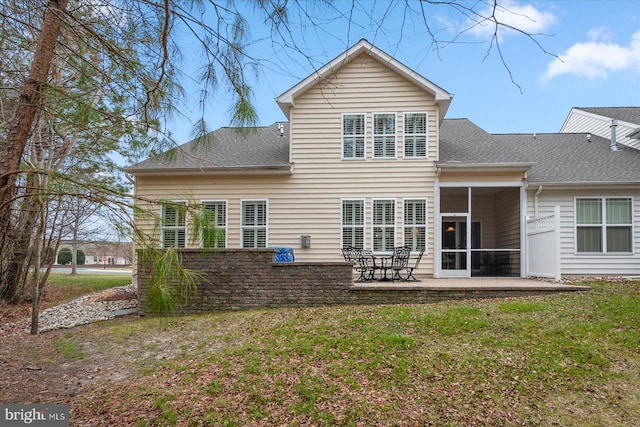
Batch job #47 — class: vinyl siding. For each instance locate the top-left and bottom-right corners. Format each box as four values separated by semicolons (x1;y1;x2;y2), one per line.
561;110;640;150
135;53;440;276
527;188;640;276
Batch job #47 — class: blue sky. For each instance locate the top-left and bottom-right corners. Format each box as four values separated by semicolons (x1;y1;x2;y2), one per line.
168;0;640;142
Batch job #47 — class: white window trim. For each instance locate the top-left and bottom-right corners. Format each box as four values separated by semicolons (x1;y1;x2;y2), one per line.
372;112;397;159
161;200;187;248
341;112;367;160
574;196;634;255
241;199;268;248
341;198;366;249
201;200;228;248
402;197;428;253
371;198;396;253
403;111;428;159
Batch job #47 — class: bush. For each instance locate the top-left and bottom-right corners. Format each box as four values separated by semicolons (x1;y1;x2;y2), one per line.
57;247;72;265
77;249;85;265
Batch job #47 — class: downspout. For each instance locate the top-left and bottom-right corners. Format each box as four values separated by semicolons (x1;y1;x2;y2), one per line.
610;120;619;151
434;167;442;278
534;185;543;218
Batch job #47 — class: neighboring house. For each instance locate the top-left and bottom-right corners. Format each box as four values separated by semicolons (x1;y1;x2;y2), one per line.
561;107;640;151
55;240;132;266
126;39;640;280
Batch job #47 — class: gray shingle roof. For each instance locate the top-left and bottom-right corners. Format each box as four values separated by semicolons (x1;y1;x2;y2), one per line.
126;123;291;173
439;118;640;184
575;107;640;125
128;118;640;185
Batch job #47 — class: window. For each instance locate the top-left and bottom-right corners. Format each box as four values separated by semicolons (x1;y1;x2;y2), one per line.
403;199;427;250
404;112;427;158
342;199;364;249
242;200;267;248
373;113;396;158
576;197;632;253
202;201;227;248
373;199;395;252
162;202;186;248
342;113;365;159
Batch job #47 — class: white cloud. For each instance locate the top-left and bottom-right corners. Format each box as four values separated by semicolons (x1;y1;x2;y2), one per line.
542;29;640;80
469;1;557;39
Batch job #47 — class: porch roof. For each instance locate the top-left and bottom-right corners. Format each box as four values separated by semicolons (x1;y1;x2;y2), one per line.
439;119;640;185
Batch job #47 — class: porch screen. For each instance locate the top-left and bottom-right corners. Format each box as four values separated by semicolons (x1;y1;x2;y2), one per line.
576;197;632;253
162;202;186;248
342;200;364;248
242;200;267;248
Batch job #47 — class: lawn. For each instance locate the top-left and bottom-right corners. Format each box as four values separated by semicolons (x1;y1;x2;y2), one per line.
62;279;640;426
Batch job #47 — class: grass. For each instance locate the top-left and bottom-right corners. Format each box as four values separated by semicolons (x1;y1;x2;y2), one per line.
43;272;131;302
65;279;639;426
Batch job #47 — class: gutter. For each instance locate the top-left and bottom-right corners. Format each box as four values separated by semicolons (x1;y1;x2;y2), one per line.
534;186;543;217
123;164;294;176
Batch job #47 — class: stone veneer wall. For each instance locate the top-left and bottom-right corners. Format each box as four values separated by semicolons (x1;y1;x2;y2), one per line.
137;248;353;315
137;248;582;316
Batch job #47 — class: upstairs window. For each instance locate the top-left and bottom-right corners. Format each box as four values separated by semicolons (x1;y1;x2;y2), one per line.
372;199;395;252
162;202;186;248
403;199;427;250
373;113;396;158
202;201;227;248
242;200;267;248
576;197;632;253
404;112;427;158
341;199;365;249
342;113;365;159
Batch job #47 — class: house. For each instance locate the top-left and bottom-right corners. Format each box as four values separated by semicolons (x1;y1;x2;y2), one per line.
560;107;640;150
126;39;640;280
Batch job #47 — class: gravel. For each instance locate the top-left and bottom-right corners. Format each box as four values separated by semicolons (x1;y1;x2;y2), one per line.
2;283;138;336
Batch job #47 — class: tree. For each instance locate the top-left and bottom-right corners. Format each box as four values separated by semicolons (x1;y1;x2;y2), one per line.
1;0;553;331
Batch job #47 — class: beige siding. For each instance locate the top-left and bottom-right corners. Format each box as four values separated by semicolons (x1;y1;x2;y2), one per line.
527;188;640;276
135;53;440;276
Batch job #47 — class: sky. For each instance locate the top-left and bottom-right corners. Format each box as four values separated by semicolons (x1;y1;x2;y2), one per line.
167;0;640;143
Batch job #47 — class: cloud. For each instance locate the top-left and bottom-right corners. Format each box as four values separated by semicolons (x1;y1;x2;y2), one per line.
468;1;557;39
542;29;640;80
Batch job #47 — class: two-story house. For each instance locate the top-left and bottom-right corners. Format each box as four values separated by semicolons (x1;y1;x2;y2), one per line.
126;39;640;280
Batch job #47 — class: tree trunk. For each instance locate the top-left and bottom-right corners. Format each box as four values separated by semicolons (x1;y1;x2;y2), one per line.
0;0;69;303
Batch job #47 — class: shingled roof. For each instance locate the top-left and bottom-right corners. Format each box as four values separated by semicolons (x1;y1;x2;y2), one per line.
439;118;640;185
125;123;292;174
574;107;640;125
127;118;640;185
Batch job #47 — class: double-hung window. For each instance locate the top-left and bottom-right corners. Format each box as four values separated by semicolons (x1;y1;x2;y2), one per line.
576;197;633;253
242;200;267;248
162;202;186;248
202;201;227;248
341;199;365;249
373;199;395;252
342;113;365;159
403;199;427;250
373;113;396;158
404;112;427;158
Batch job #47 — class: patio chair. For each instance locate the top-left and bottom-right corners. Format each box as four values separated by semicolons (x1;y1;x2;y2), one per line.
355;249;376;282
390;246;411;281
404;248;424;282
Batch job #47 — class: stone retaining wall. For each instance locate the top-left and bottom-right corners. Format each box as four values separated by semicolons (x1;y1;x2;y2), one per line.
137;249;581;316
